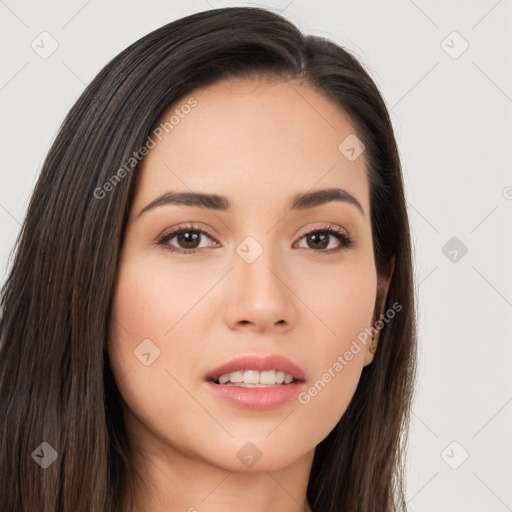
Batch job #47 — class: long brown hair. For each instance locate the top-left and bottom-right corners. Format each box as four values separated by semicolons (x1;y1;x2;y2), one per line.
0;7;417;511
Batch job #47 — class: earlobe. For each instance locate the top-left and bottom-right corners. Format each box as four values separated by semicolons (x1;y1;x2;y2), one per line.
363;332;378;366
364;255;396;367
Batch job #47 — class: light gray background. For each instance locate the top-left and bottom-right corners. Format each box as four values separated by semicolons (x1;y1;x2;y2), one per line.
1;1;511;510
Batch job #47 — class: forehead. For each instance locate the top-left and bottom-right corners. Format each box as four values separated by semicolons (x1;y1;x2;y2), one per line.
132;78;370;218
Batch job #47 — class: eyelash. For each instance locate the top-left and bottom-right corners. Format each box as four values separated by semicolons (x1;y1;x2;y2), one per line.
156;222;355;256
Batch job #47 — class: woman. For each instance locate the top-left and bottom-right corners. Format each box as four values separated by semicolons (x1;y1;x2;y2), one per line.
0;6;417;512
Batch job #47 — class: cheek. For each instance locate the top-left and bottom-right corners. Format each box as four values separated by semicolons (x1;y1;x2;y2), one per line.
107;256;208;448
109;253;213;350
296;255;377;345
110;257;174;340
107;255;176;396
291;261;376;435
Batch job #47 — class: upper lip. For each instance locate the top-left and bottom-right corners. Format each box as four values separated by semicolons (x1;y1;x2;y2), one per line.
205;354;306;382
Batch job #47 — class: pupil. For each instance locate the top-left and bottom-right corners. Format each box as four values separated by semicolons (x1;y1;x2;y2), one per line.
310;233;328;249
179;232;200;248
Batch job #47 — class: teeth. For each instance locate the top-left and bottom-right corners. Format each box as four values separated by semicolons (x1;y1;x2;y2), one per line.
258;370;276;385
216;369;296;386
243;370;260;384
219;371;242;384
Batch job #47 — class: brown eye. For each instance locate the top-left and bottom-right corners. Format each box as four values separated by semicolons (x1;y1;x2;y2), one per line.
296;226;354;254
157;224;218;254
157;223;354;256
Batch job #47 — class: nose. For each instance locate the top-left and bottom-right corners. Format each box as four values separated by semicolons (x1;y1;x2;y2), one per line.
223;241;298;333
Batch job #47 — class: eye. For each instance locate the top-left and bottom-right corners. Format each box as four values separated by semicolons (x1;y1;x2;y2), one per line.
157;223;219;254
295;224;354;254
157;222;354;255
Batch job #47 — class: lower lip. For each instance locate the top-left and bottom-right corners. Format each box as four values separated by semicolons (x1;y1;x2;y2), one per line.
204;380;305;410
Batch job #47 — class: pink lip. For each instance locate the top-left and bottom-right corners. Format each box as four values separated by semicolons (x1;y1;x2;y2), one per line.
203;354;307;410
204;380;305;410
204;354;306;382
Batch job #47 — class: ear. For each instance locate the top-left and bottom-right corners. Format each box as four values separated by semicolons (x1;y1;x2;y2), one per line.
363;255;395;367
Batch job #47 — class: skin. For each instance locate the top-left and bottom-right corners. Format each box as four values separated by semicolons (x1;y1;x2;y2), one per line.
108;77;394;512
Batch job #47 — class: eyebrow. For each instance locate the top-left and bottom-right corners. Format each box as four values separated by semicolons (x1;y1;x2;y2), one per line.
137;187;365;218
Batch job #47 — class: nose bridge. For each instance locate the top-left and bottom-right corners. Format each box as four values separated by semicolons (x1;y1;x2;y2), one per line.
236;232;284;296
227;230;294;328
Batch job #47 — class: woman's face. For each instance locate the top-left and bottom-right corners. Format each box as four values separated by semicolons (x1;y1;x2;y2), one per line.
108;77;392;473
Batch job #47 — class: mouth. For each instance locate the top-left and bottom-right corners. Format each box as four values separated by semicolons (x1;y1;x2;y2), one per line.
204;354;306;386
211;369;302;387
203;354;306;409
